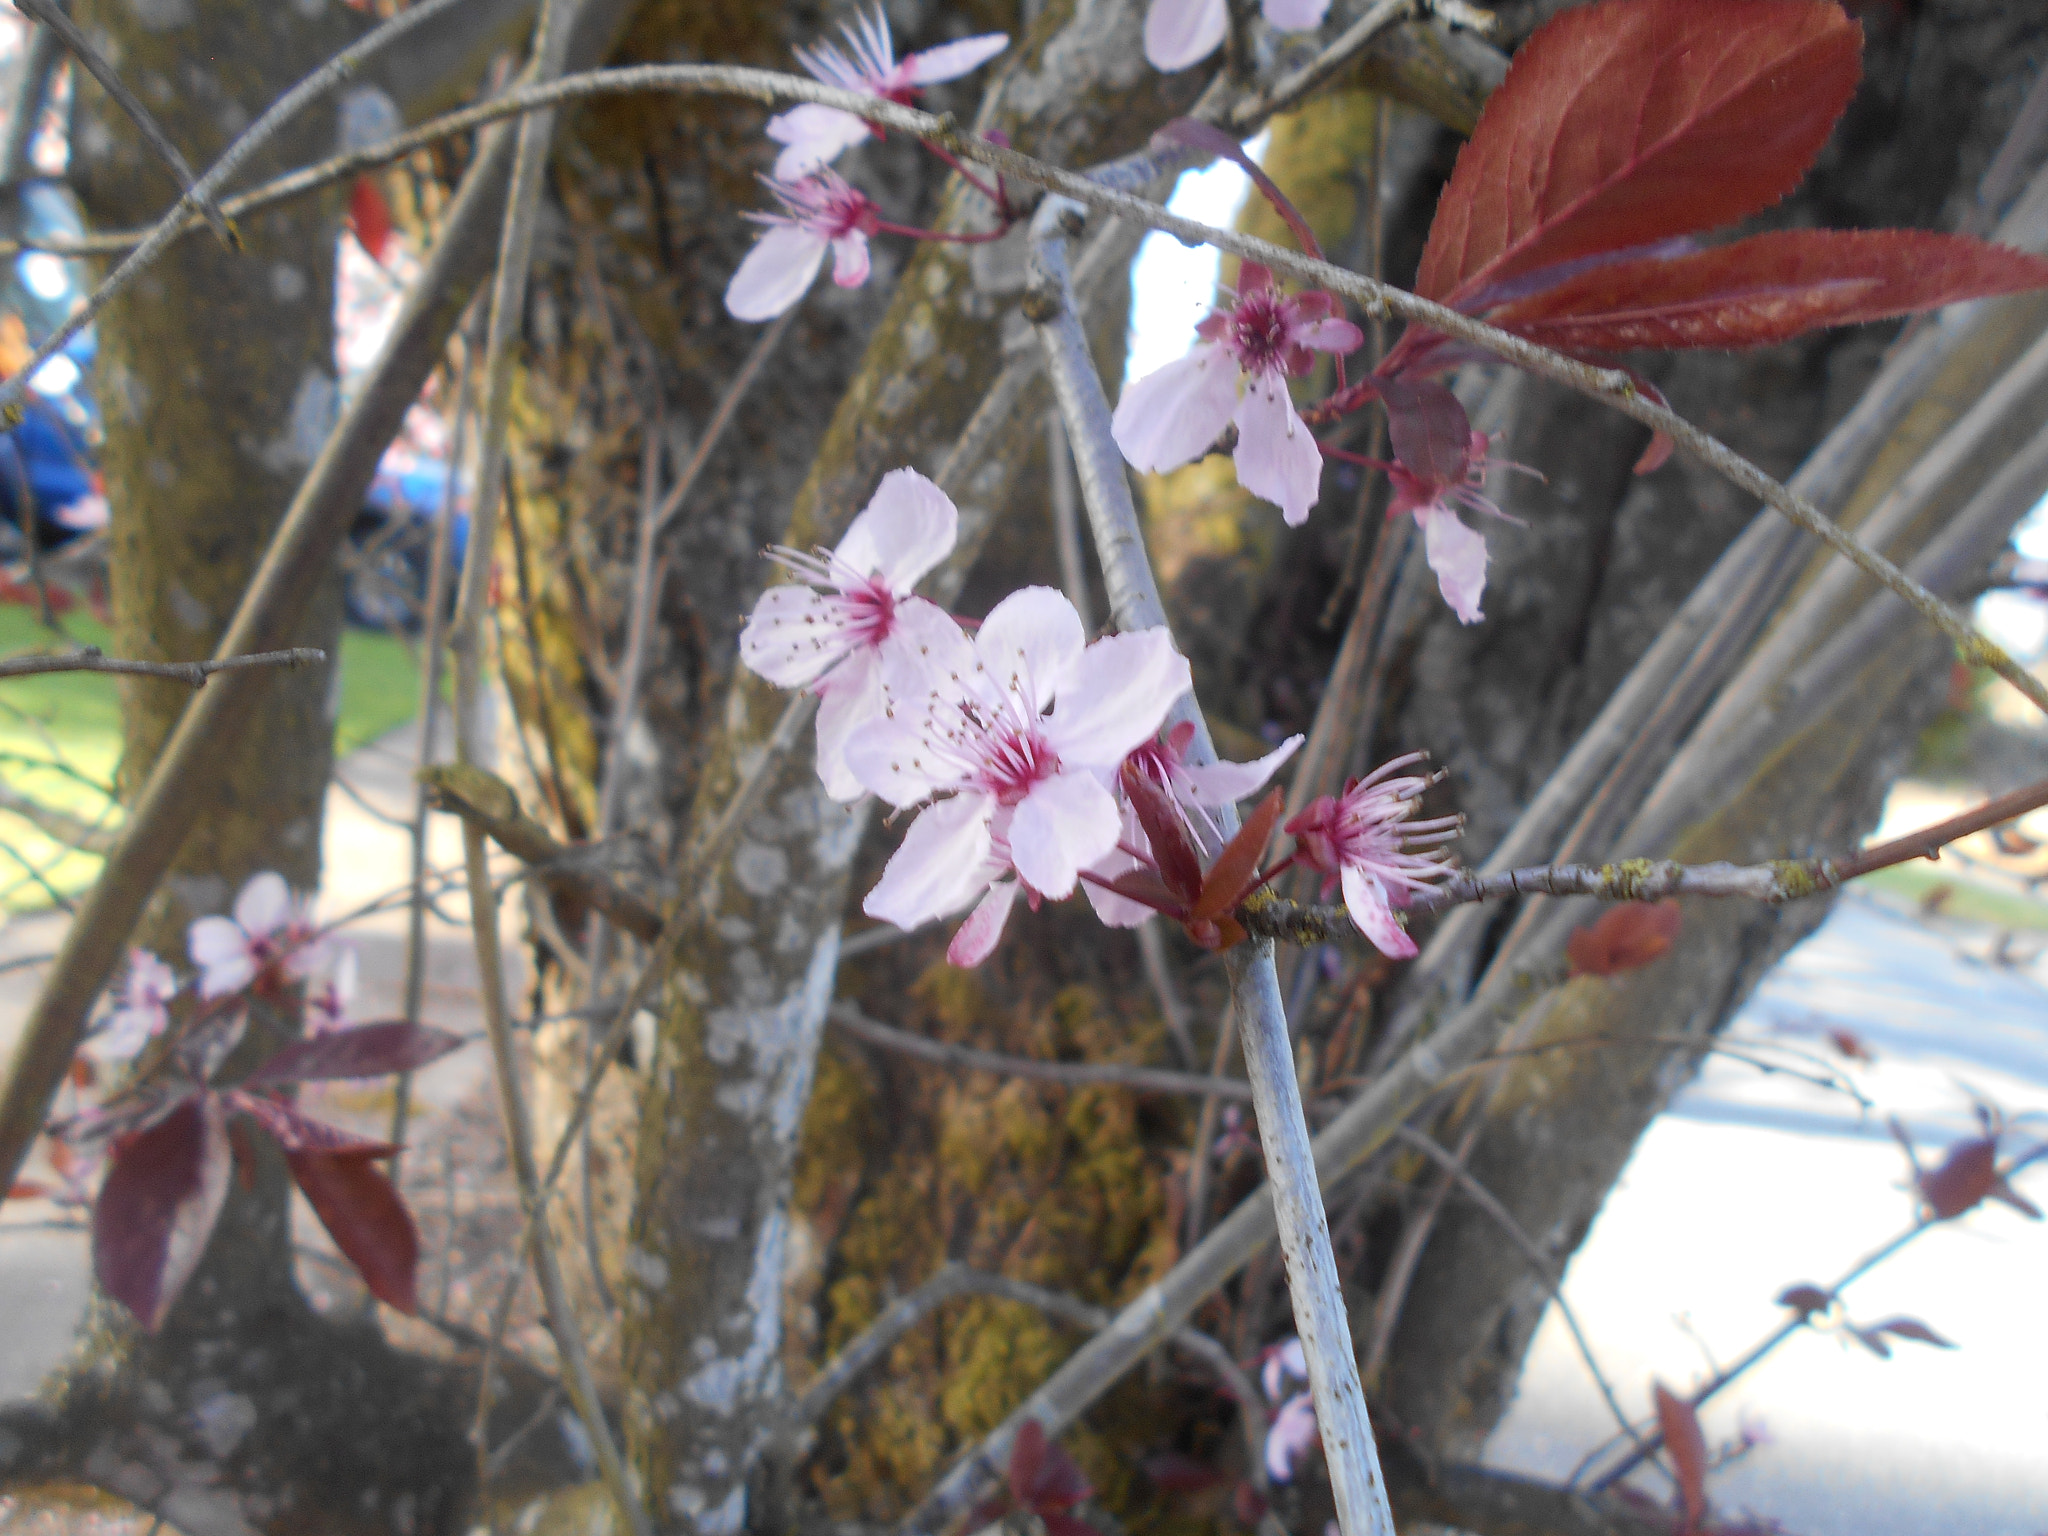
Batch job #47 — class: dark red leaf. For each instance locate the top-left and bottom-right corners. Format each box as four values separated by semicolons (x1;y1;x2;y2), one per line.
93;1095;231;1329
1567;900;1682;976
1653;1381;1708;1532
1483;230;2048;351
1989;1176;2043;1220
1105;868;1188;916
1122;761;1204;904
244;1020;465;1086
1850;1326;1893;1359
1142;1451;1225;1493
1186;914;1248;953
1415;0;1862;305
1371;376;1473;484
228;1091;399;1157
1192;789;1285;922
1008;1417;1091;1513
1874;1316;1955;1349
1153;118;1324;262
1918;1135;1998;1220
8;1179;51;1200
1826;1026;1875;1063
1776;1283;1831;1314
287;1150;419;1314
349;175;392;263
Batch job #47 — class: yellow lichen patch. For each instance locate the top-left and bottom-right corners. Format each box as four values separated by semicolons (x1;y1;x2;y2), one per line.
792;911;1202;1528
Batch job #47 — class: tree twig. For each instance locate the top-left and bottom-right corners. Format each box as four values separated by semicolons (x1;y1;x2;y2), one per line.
0;645;324;685
10;0;235;246
827;1001;1254;1101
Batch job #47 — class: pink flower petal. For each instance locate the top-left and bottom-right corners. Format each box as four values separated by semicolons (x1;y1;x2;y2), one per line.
1417;504;1489;624
1265;1392;1320;1482
975;586;1085;712
1111;345;1240;474
1045;629;1191;768
765;103;874;180
1261;0;1330;30
863;792;998;929
1010;770;1122;900
835;468;958;592
813;647;882;802
1081;803;1156;927
726;224;829;321
830;229;871;289
1179;732;1303;806
844;714;950;807
234;872;292;938
907;32;1009;84
740;583;845;688
1144;0;1228;68
1296;316;1365;353
1232;373;1324;526
1341;864;1416;959
947;879;1021;966
875;595;980;711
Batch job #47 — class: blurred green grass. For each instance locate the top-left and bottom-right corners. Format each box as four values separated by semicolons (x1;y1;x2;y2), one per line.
0;605;420;911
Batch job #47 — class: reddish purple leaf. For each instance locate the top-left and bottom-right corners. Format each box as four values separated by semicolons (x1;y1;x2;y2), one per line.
1371;376;1473;485
1874;1316;1955;1349
1484;230;2048;351
1776;1283;1831;1314
1231;1481;1269;1526
1415;0;1862;305
1918;1135;1999;1220
228;1091;399;1157
1154;118;1325;262
1653;1381;1709;1533
1850;1326;1893;1359
1105;868;1187;915
1826;1026;1875;1063
1191;789;1285;923
93;1094;232;1330
287;1150;419;1314
244;1020;465;1086
1009;1418;1091;1513
1122;761;1204;905
1567;900;1682;976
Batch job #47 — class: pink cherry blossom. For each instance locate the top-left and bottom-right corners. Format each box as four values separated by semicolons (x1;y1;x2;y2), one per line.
187;871;326;1000
1260;1336;1308;1404
726;171;880;322
1384;429;1526;625
1265;1392;1320;1482
740;468;961;801
85;949;175;1064
1081;719;1303;928
1283;753;1459;959
1144;0;1330;72
849;587;1193;962
767;5;1009;179
1112;262;1361;526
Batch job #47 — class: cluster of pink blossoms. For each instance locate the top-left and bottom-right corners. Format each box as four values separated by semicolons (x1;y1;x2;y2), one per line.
725;7;1008;322
1113;261;1523;625
84;870;357;1067
739;471;1459;963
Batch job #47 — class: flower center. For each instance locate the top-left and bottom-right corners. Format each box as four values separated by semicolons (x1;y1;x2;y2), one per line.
1228;291;1292;376
968;715;1057;807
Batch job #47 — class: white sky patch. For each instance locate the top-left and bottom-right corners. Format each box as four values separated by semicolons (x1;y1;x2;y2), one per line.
1975;488;2048;661
1123;134;1269;386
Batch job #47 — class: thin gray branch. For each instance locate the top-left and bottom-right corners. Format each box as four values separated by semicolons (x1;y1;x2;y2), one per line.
0;645;324;685
11;0;234;245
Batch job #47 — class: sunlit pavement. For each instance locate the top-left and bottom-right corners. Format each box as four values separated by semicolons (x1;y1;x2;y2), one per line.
1489;891;2048;1535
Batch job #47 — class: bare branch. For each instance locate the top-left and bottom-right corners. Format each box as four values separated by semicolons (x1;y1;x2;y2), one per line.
0;645;324;687
11;0;235;246
827;1002;1255;1102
